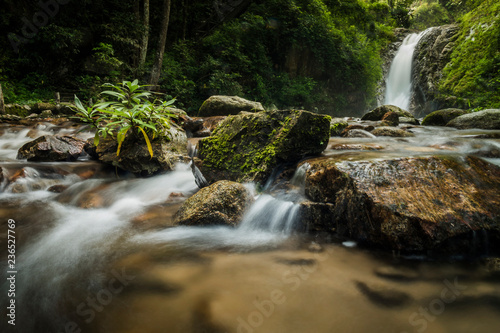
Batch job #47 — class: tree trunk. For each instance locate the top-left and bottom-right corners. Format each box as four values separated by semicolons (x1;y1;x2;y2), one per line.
149;0;171;90
138;0;150;69
0;84;5;115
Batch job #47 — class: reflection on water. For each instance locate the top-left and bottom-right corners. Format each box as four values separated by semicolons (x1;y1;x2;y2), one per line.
0;122;499;333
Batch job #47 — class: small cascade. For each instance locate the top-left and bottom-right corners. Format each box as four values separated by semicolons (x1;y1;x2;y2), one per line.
384;29;431;110
238;194;300;234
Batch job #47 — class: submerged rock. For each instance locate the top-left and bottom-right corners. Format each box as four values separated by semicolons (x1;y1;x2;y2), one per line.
95;125;188;176
173;180;253;227
17;135;88;162
446;109;500;129
303;155;500;253
198;95;265;117
421;108;470;126
371;127;414;137
197;109;331;184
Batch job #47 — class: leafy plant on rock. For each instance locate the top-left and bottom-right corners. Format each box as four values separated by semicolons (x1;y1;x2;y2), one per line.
72;79;177;157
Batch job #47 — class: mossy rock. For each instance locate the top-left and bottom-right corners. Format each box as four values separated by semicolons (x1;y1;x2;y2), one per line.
361;105;414;121
421;108;470;126
197;109;331;184
173;180;253;227
330;118;348;136
446;109;500;129
5;104;31;117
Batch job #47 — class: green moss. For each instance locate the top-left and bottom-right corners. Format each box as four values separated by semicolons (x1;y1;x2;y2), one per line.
198;110;331;183
439;1;500;109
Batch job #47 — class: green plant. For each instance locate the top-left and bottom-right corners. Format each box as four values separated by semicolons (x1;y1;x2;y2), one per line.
72;79;177;158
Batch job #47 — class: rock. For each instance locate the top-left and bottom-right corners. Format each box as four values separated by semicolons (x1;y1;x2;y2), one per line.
330;118;348;136
371;127;414;137
343;129;376;138
399;117;420;125
178;115;204;133
33;102;57;113
193;116;227;138
446;109;500;129
131;202;183;230
17;135;88;162
173;180;253;226
374;266;419;281
361;105;415;121
198;95;265;117
329;143;384;151
380;111;399;127
39;110;54;118
95;125;188;176
47;184;69;193
411;25;460;116
421;108;470;126
304;155;500;252
197;109;331;184
299;201;336;232
5;104;31;117
340;125;374;137
355;281;412;308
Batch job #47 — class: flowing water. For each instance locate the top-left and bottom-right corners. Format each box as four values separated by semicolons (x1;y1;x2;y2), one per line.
1;121;500;333
385;29;432;110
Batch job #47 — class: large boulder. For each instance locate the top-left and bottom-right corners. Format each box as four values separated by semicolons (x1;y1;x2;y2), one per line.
303;155;500;253
361;105;416;123
173;180;253;226
198;95;265;117
95;125;188;176
17;135;88;162
446;109;500;129
197;110;331;184
421;108;470;126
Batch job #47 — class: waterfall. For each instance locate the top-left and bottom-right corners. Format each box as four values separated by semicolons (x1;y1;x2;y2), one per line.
384;29;430;110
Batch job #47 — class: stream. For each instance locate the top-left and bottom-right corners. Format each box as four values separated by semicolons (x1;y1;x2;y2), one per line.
0;121;500;333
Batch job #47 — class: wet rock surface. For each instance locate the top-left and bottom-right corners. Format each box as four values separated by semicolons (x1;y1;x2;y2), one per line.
197;109;331;184
173;180;253;227
17;135;88;162
198;95;265;117
304;155;500;253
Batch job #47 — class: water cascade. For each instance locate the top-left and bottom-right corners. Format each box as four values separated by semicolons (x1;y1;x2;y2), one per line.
384;29;431;110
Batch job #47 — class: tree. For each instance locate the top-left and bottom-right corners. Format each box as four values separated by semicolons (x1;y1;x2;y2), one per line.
149;0;171;90
138;0;150;70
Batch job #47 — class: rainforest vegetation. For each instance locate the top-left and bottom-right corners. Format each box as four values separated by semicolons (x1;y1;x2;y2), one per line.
0;0;497;115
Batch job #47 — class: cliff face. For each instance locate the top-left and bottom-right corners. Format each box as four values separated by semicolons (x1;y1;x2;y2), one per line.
410;24;459;117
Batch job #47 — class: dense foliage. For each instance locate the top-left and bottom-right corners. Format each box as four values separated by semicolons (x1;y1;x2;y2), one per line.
0;0;498;115
439;0;500;109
